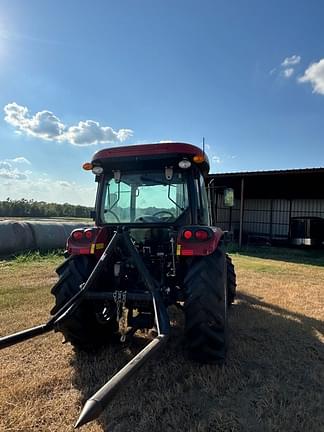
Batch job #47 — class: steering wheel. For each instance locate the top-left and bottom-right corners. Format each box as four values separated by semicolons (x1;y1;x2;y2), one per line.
104;209;120;222
152;210;174;220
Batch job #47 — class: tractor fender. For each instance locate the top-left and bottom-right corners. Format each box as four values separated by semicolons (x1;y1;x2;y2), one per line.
67;226;112;257
176;226;224;256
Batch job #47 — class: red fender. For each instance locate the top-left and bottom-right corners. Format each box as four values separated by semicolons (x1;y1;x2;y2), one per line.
176;226;224;256
67;226;112;257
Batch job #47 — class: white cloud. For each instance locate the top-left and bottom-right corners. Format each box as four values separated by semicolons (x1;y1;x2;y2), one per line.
0;169;28;180
212;155;222;164
270;54;301;80
7;157;31;165
283;68;294;78
0;161;12;170
65;120;133;146
298;58;324;95
57;180;72;188
281;55;301;66
4;102;134;146
0;159;30;181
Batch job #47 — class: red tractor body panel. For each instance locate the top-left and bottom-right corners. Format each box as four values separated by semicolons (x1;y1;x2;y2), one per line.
68;226;223;258
176;226;223;256
93;142;205;161
67;227;110;258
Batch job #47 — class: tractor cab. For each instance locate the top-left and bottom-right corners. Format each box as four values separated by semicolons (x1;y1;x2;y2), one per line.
87;142;210;228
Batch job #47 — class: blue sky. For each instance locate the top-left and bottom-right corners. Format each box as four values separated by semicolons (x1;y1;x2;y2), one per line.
0;0;324;206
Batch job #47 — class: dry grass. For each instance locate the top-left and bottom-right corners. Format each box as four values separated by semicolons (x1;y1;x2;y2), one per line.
0;249;323;432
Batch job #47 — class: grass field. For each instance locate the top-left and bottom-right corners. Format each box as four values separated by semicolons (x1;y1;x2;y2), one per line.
0;248;323;432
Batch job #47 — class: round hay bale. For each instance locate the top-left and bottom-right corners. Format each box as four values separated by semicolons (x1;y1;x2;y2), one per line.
26;222;67;250
0;221;34;255
0;220;93;255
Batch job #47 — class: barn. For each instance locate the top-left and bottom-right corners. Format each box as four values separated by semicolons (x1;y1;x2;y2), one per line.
207;168;324;247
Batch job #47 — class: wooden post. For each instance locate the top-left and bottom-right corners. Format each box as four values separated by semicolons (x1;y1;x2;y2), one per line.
288;199;292;241
239;177;245;248
214;189;218;226
229;206;232;231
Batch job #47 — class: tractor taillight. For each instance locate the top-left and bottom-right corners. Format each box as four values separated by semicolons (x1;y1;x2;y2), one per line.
183;230;193;240
84;230;93;240
194;230;209;241
72;231;83;240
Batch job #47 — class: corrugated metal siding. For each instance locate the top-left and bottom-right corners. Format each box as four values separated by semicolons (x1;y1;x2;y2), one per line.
213;195;324;241
291;199;324;217
244;199;271;236
214;194;240;232
271;199;290;237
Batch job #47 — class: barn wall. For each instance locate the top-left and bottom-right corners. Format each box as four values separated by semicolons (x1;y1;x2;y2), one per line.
214;195;324;241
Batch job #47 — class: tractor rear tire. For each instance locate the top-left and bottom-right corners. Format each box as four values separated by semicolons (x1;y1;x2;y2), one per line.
184;248;228;364
50;255;117;350
226;254;236;306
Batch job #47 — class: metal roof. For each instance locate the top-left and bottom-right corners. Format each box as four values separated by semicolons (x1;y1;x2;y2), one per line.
207;167;324;199
208;167;324;178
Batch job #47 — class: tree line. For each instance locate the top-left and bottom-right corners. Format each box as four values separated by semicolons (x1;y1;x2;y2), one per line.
0;199;92;218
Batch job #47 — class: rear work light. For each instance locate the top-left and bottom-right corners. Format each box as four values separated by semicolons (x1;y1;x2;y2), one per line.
194;230;209;241
178;159;191;169
72;230;83;240
92;165;104;175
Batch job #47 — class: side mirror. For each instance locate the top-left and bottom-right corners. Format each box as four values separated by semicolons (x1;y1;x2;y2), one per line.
224;188;234;207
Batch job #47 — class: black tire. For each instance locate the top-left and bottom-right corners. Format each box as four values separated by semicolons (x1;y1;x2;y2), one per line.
226;254;236;306
51;255;117;350
184;248;228;364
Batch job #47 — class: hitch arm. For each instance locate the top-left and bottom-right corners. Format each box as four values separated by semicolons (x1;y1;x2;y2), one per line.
0;230;120;350
74;229;170;429
0;323;53;350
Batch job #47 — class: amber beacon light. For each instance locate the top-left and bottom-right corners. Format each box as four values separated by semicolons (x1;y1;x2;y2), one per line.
82;162;93;171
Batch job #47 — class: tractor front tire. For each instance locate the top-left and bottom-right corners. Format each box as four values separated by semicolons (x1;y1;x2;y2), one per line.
50;255;117;350
184;248;228;364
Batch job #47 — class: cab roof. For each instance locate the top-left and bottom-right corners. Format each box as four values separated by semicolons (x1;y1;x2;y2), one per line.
91;142;210;174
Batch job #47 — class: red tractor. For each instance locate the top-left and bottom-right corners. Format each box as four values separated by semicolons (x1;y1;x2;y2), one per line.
1;142;236;428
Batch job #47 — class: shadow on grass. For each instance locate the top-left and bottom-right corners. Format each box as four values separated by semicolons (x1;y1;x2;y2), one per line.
228;244;324;267
71;298;324;432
